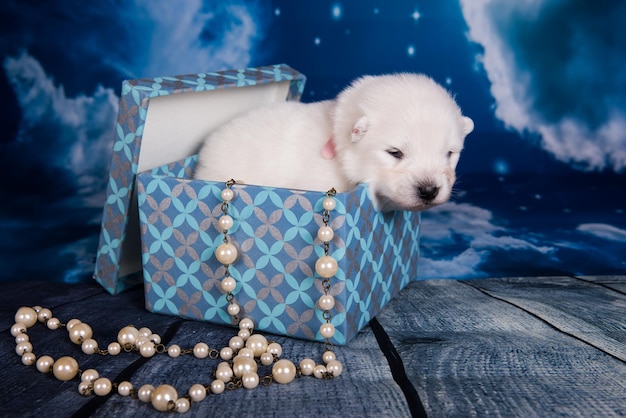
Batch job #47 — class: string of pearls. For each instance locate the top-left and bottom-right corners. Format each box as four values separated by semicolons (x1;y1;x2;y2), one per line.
316;188;339;359
214;180;342;379
12;304;342;413
215;179;240;320
10;182;343;414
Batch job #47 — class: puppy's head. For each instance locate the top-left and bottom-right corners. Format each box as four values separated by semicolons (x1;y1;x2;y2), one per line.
332;74;474;212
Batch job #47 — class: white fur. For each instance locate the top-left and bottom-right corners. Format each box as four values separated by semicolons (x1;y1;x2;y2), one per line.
193;73;474;211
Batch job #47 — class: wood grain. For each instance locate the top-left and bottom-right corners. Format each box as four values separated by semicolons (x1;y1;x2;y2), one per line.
1;281;410;418
2;276;625;417
376;276;626;417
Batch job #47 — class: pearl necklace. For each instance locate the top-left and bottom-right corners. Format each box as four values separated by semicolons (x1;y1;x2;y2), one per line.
11;183;343;414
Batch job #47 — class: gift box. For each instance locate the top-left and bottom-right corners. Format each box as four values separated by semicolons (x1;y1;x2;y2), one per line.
95;64;420;345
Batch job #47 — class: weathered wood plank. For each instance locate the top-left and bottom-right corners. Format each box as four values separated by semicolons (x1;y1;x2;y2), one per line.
1;281;411;418
465;276;626;361
575;275;626;294
375;277;626;417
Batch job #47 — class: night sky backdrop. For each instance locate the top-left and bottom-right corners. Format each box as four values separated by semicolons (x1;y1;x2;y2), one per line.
1;0;624;283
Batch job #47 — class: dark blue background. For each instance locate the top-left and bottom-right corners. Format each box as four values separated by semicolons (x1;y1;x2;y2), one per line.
1;0;624;283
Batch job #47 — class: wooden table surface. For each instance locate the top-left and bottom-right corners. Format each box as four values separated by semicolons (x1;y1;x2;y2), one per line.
2;275;625;417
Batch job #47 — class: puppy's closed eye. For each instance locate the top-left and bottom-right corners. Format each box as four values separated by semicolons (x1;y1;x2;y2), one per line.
386;148;404;159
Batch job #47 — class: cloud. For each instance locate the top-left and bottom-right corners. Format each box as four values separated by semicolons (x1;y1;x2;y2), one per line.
418;202;554;278
0;2;268;281
1;1;267;91
3;51;118;207
460;0;626;172
577;223;626;243
139;0;264;77
0;1;267;282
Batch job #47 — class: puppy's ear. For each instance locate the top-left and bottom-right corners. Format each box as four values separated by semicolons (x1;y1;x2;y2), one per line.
351;116;368;142
461;116;474;136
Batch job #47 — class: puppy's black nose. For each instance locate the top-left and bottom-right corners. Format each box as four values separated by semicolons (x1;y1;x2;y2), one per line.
418;185;439;203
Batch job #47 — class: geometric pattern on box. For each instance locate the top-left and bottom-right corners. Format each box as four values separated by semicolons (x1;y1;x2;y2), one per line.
136;156;420;345
94;64;306;294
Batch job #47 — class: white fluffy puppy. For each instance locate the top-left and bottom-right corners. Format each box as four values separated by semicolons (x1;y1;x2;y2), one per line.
193;74;474;211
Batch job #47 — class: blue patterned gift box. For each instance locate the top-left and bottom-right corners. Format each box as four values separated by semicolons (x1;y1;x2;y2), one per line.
95;63;421;344
94;64;306;294
136;156;420;345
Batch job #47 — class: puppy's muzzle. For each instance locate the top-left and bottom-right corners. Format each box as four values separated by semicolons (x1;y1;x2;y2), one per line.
417;184;439;203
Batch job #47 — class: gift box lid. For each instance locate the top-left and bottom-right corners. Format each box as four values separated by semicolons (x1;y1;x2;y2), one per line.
94;64;307;294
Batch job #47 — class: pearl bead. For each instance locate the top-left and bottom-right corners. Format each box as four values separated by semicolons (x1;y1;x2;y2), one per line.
69;323;93;344
227;303;241;316
107;342;121;355
93;377;112;396
272;359;296;384
233;357;257;378
193;342;209;358
218;215;234;232
188;383;207;402
313;364;327;379
168;344;181;358
229;336;244;351
320;323;336;339
318;294;335;311
16;341;33;356
246;334;268;357
267;342;282;358
36;355;54;373
15;307;38;328
135;336;149;348
81;369;99;383
322;350;336;364
22;352;36;366
317;226;334;242
221;188;234;202
32;305;42;312
117;326;139;346
326;360;343;377
138;327;152;337
216;243;238;265
215;365;233;382
15;333;29;344
211;380;225;394
47;318;61;330
260;352;274;366
11;323;26;337
118;381;133;396
139;343;156;358
220;347;233;361
37;308;52;323
239;317;254;331
66;319;81;330
238;328;250;341
315;255;338;278
221;276;237;293
52;356;79;381
237;347;254;358
175;398;191;413
151;384;178;412
136;336;150;348
81;338;98;354
138;384;155;403
149;334;162;344
299;358;315;376
242;372;260;389
323;197;336;211
78;381;91;396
